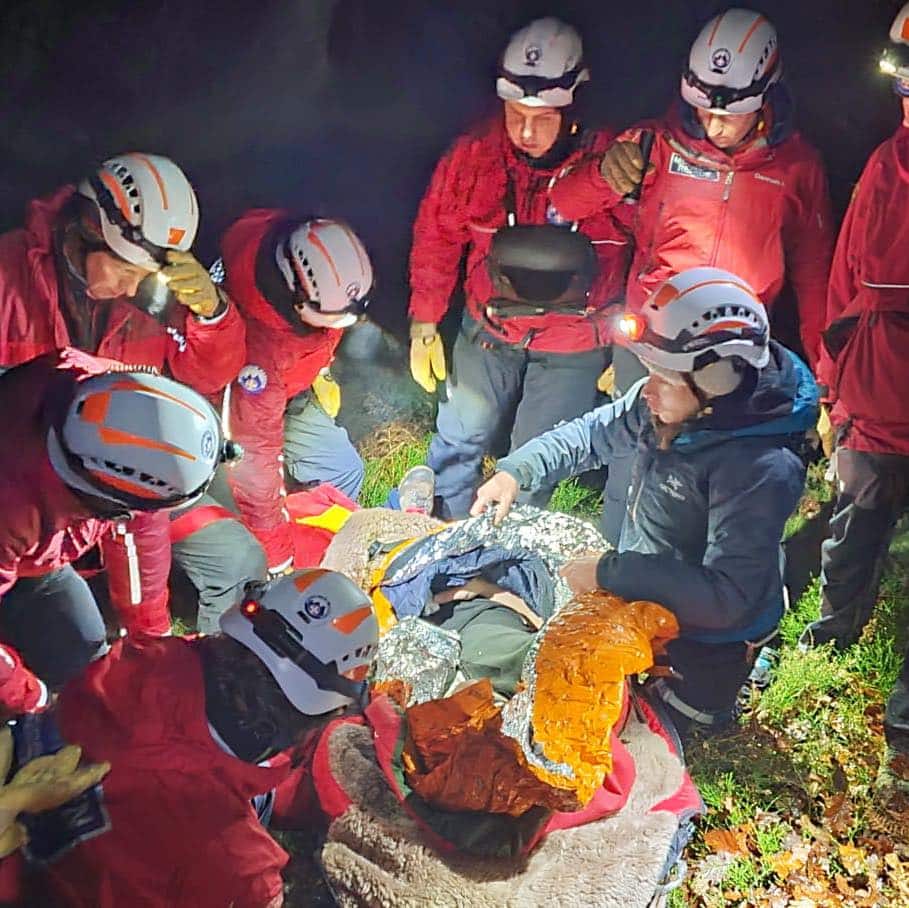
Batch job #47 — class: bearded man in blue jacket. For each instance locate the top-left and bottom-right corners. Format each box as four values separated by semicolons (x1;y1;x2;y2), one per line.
473;267;818;736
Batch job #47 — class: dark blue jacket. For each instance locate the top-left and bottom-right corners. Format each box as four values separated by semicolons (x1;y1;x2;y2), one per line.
497;343;818;643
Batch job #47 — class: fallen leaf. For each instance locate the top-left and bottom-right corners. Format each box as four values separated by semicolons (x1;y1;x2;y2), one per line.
770;849;807;879
834;873;853;896
838;842;866;876
704;825;751;856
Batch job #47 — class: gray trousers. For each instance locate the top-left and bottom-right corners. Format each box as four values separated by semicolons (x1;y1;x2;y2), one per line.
170;395;363;633
804;448;909;748
428;315;608;519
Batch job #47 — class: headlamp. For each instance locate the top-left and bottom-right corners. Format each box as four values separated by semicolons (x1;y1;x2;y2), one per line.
617;312;647;342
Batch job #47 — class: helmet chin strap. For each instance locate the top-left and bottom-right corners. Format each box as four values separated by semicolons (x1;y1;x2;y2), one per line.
682;371;712;412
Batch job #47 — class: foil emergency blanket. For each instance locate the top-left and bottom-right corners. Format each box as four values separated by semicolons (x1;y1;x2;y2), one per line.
370;617;462;706
501;592;679;808
380;504;610;618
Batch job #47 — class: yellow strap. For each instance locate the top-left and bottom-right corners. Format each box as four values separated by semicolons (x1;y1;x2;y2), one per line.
367;523;450;636
294;505;354;534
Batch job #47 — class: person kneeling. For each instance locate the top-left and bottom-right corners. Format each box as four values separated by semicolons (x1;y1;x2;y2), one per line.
473;267;818;736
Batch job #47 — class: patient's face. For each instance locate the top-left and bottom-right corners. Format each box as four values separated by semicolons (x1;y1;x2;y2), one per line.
642;373;700;425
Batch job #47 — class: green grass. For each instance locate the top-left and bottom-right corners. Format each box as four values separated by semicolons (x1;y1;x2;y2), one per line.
677;561;909;905
547;477;603;519
783;460;835;540
359;431;431;508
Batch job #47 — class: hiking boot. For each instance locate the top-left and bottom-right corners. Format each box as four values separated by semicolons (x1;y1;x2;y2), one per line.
877;744;909;803
398;465;436;515
797;618;856;654
869;744;909;839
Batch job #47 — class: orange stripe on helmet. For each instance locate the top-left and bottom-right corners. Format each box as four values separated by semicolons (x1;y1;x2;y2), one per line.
332;605;374;635
79;392;111;424
107;380;208;421
307;228;342;287
737;14;766;53
650;283;680;309
98;426;197;461
707;10;726;46
339;222;369;282
131;153;169;210
99;171;133;221
293;569;329;593
87;469;169;500
903;19;909;40
703;319;755;334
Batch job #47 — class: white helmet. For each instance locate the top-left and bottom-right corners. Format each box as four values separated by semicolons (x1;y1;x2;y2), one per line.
496;17;590;108
78;153;199;271
616;267;770;376
275;218;373;329
681;8;781;114
881;3;909;95
220;569;379;715
48;370;224;511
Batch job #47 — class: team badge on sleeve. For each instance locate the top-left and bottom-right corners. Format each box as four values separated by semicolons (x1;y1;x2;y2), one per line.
237;364;268;394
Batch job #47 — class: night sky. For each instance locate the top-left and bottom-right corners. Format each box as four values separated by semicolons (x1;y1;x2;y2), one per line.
0;0;901;332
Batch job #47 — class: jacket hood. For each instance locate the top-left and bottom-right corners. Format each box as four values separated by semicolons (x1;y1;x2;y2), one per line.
674;342;818;450
60;638;289;797
24;186;77;252
221;208;298;332
673;81;795;156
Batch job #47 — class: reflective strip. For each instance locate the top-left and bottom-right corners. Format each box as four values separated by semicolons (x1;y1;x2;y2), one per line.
862;280;909;289
117;524;142;606
221;382;232;439
651;678;720;726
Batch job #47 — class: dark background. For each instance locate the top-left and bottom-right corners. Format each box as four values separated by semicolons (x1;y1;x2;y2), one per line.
0;0;901;333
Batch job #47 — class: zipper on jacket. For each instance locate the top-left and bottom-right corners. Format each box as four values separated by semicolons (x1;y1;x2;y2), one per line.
710;171;735;264
721;171;735;202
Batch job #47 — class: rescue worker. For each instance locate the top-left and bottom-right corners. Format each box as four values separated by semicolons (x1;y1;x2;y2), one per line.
548;7;833;544
0;353;227;715
28;569;378;908
0;152;247;636
800;3;909;802
168;213;372;620
553;7;832;374
408;17;629;519
473;267;818;736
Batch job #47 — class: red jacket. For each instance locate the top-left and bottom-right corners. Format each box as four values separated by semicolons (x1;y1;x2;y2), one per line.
0;187;246;390
40;637;293;907
219;210;343;571
818;125;909;455
0;187;247;632
408;117;629;352
549;106;834;367
0;357;173;713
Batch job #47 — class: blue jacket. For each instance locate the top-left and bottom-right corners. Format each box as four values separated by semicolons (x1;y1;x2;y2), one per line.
497;343;818;643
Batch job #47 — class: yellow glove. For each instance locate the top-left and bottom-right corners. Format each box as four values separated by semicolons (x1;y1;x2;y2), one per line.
600;141;646;195
160;251;221;318
817;405;835;458
0;727;110;857
409;322;446;393
313;370;341;418
597;364;616;395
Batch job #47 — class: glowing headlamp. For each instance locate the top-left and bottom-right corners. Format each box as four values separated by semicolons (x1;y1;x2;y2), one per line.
617;312;647;343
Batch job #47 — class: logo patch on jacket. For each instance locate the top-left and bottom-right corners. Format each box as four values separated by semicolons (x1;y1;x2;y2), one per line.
237;364;268;394
668;153;720;182
659;473;687;501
